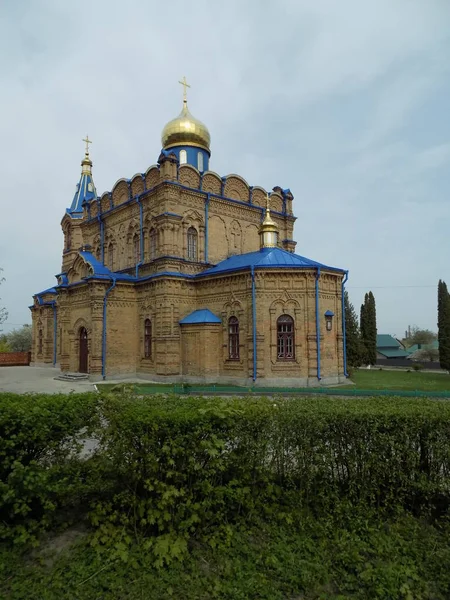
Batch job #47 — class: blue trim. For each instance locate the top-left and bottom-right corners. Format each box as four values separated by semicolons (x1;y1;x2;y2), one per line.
324;310;335;317
251;266;257;382
315;268;321;381
342;270;349;377
136;198;144;277
205;193;210;262
102;277;117;379
86;179;296;224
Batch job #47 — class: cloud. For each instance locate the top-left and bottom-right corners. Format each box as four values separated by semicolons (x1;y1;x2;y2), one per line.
0;0;449;336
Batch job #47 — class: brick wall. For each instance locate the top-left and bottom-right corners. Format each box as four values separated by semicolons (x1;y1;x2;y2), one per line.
0;352;31;366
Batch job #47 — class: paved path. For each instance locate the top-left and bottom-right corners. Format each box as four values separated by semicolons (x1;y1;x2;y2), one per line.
0;367;96;394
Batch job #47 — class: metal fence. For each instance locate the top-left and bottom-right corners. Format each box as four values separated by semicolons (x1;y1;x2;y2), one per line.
116;383;450;399
376;358;442;370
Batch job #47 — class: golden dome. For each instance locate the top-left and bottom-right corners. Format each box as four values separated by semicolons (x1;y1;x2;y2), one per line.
161;99;211;153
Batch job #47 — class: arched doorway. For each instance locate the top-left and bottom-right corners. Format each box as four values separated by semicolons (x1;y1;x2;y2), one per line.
79;327;88;373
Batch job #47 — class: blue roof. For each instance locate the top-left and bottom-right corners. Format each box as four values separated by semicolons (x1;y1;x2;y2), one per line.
36;287;57;296
78;251;111;276
197;247;344;277
67;157;97;217
78;251;135;281
34;287;57;305
324;310;335;316
179;309;221;324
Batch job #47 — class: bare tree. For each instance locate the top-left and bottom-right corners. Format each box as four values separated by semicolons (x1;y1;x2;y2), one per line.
0;269;7;332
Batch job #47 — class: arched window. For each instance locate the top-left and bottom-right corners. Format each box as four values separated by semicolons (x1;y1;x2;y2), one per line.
179;149;187;165
134;233;140;264
38;329;43;355
277;315;295;360
228;317;239;360
187;227;198;260
108;243;114;271
197;151;204;172
149;228;157;260
144;319;152;359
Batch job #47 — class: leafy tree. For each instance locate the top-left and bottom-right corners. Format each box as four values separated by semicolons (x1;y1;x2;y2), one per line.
344;291;363;368
0;269;7;332
403;326;437;348
411;348;439;362
360;291;377;365
0;338;11;352
6;324;32;352
438;280;450;371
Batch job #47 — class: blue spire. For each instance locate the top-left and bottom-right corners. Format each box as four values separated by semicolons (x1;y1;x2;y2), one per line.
67;136;97;218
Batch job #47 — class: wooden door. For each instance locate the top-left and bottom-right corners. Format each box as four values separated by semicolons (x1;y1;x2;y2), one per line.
79;327;88;373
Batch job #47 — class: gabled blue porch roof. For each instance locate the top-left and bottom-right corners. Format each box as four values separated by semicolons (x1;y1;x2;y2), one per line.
78;251;111;276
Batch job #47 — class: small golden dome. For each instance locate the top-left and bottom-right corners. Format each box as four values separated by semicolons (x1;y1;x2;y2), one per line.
161;99;211;153
259;195;279;248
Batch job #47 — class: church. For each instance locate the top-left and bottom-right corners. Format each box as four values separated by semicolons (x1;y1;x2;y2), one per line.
30;79;349;386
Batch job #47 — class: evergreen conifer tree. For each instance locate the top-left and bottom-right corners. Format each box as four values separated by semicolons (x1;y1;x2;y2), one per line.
360;291;377;365
438;280;450;371
344;291;362;368
366;291;377;365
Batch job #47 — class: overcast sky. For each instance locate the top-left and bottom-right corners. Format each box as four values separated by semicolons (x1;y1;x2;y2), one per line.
0;0;449;337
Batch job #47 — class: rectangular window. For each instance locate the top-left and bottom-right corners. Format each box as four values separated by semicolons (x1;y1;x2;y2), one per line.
144;319;152;359
228;317;239;359
277;315;295;360
187;228;198;261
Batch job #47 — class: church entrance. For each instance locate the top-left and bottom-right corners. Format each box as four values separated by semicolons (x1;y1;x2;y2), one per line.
79;327;88;373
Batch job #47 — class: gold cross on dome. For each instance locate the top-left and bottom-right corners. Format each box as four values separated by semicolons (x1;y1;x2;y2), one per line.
178;76;191;102
82;135;92;154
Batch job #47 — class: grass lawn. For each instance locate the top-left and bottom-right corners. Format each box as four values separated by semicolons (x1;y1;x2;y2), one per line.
348;368;450;392
97;369;450;395
2;511;450;599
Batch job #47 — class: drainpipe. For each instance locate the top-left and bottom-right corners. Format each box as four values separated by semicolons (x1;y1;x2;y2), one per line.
97;210;104;264
135;197;144;278
204;193;210;263
102;277;117;380
315;267;321;381
49;301;57;366
251;266;257;382
341;270;349;377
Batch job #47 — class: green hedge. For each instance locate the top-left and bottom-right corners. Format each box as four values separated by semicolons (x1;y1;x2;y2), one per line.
89;394;450;561
0;393;98;543
1;391;450;558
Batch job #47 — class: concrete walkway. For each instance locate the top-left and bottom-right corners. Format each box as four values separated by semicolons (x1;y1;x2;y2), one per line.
0;367;96;394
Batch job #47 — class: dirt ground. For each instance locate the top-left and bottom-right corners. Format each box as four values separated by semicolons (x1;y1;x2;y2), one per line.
0;366;96;394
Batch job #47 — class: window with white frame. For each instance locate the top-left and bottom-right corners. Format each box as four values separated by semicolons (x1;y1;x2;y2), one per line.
197;151;204;171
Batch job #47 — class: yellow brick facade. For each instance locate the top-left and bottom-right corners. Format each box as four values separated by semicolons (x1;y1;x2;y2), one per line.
30;107;347;386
